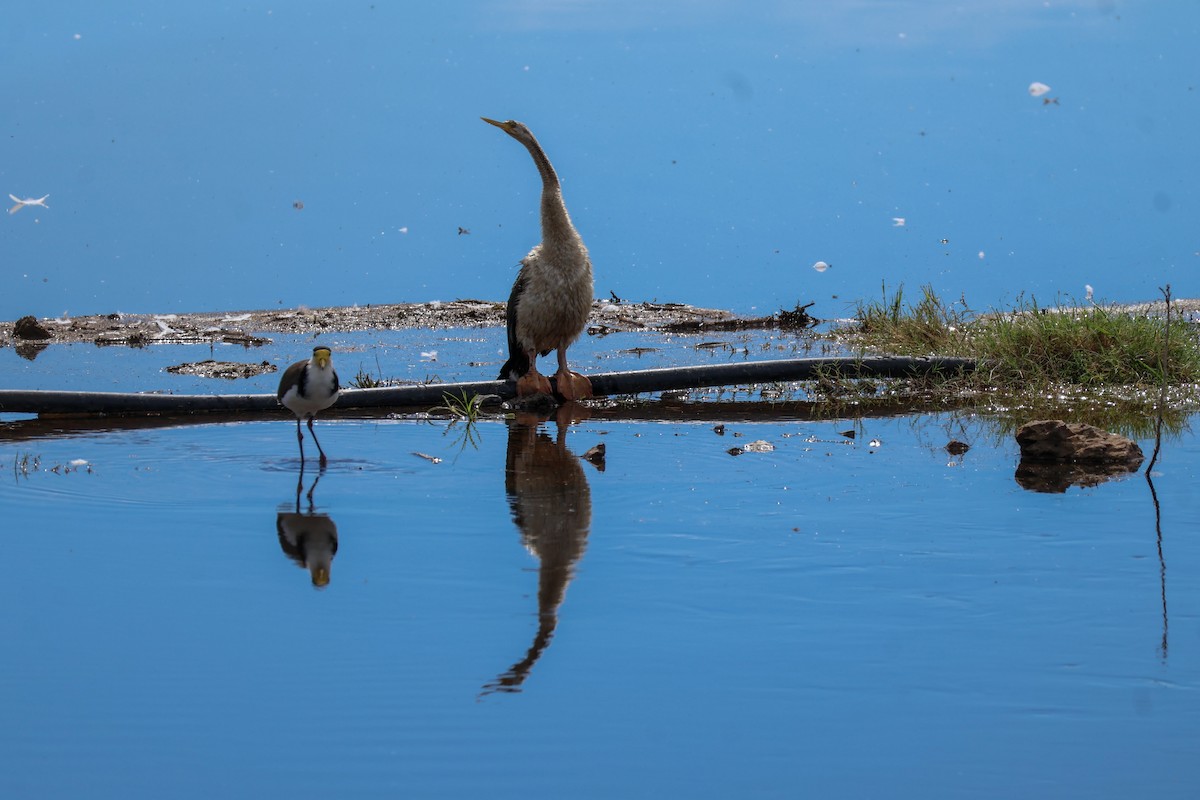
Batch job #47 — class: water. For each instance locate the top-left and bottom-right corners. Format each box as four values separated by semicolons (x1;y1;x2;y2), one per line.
3;2;1197;322
2;408;1198;798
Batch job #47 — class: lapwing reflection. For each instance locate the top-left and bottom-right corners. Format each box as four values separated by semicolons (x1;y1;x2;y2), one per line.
481;406;599;695
276;464;338;589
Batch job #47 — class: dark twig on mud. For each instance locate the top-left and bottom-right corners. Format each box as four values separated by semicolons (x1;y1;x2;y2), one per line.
0;355;975;416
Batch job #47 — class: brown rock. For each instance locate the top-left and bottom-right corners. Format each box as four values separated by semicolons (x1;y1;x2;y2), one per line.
13;315;53;340
1015;419;1144;467
1014;419;1144;493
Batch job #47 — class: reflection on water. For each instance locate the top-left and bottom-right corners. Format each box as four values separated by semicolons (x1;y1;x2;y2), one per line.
1013;458;1142;493
275;465;339;588
14;341;48;361
482;406;598;696
1145;421;1169;661
1147;467;1169;661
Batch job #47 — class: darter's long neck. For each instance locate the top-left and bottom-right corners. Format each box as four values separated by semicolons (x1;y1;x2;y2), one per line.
524;138;576;244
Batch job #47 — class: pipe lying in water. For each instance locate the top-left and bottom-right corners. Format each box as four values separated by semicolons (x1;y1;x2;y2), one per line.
0;356;975;417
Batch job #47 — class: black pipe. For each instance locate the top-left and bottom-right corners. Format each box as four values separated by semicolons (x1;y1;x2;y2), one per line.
586;356;974;396
0;356;974;417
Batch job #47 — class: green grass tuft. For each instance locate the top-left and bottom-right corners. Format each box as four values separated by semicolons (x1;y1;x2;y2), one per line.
850;284;1200;391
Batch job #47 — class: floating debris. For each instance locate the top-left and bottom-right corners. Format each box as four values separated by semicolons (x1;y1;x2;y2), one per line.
12;453;41;478
166;360;278;380
8;193;49;214
48;459;92;475
869;438;882;448
892;217;906;227
729;439;775;456
1028;81;1051;97
776;301;818;329
412;452;442;464
581;442;606;471
812;261;831;273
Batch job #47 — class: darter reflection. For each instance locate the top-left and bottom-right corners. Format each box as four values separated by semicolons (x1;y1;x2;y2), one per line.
481;405;602;695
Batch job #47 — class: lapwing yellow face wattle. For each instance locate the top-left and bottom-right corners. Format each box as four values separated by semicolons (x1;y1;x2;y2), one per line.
277;345;340;466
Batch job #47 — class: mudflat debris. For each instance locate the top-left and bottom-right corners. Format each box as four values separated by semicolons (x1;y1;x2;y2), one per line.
0;299;764;349
165;360;279;380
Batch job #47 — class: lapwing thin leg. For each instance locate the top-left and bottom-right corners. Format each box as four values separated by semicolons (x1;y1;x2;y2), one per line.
295;418;307;464
306;468;323;503
295;458;306;504
308;417;328;466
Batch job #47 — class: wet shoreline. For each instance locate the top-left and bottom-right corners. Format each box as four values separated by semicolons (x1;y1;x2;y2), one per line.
1;299;785;349
5;295;1192;350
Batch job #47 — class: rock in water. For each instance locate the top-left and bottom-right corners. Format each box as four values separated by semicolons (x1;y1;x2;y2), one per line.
1015;419;1144;467
13;315;53;340
1014;420;1144;492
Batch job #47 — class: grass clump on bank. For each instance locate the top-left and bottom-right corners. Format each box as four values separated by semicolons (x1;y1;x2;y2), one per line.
850;283;1200;390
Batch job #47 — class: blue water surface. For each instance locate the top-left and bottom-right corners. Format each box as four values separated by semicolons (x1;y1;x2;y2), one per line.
1;411;1197;798
3;1;1197;322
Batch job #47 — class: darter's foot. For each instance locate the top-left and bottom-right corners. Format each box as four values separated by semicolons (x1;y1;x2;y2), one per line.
516;369;554;397
554;370;592;401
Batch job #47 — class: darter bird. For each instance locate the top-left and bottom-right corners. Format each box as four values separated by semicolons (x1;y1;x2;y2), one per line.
277;345;340;466
482;117;594;400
